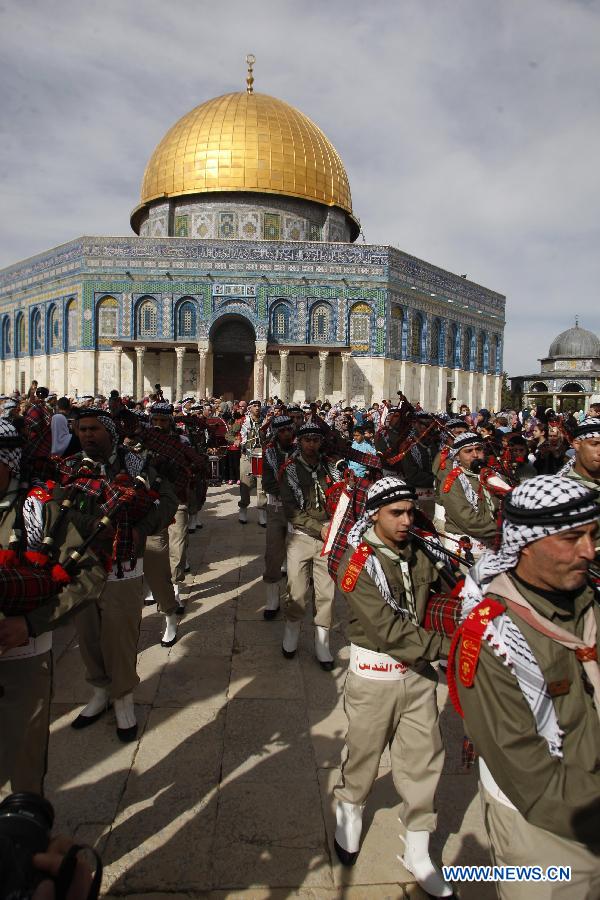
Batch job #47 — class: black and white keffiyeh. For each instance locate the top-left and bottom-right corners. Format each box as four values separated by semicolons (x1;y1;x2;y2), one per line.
460;475;600;757
447;432;485;511
282;451;341;510
149;401;174;416
574;417;600;440
0;419;22;476
76;408;145;479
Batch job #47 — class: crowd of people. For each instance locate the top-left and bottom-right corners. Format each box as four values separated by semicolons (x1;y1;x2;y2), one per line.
0;380;599;899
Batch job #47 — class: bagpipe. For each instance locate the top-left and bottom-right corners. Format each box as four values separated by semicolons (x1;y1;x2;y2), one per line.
0;457;141;615
112;402;207;495
322;469;470;639
54;455;160;577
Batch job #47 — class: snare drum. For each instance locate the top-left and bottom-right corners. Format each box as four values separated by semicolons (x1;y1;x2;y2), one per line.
251;448;263;477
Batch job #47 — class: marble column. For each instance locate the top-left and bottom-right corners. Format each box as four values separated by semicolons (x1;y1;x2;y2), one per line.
318;350;329;401
255;349;266;400
197;349;207;399
175;346;186;401
113;345;123;395
135;346;145;399
279;349;289;402
341;351;352;404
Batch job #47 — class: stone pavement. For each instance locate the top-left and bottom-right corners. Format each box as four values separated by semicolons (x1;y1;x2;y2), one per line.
48;484;494;899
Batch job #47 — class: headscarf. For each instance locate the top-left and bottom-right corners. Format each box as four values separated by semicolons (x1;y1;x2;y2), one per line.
0;419;22;476
75;408;144;478
463;475;599;605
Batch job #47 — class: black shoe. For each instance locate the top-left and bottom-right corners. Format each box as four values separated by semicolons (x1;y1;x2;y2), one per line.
160;636;177;648
184;563;191;573
71;708;107;730
282;646;296;659
259;522;267;529
318;659;335;672
334;838;359;867
263;606;280;620
116;723;138;743
176;604;186;616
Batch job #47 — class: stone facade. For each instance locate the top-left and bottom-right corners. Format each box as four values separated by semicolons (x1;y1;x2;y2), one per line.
0;236;505;409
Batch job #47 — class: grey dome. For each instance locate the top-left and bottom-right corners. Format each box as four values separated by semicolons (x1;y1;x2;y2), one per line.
548;324;600;358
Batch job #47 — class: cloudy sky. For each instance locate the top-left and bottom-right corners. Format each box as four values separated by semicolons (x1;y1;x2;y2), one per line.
1;0;599;375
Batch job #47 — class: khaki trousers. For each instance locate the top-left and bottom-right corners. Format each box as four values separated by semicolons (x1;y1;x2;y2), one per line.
169;503;189;582
263;505;288;583
481;786;600;899
335;667;443;832
75;575;143;699
0;651;52;796
285;530;334;627
239;453;267;510
144;530;177;615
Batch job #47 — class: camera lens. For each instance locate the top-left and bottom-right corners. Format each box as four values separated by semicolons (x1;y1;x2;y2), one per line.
0;793;54;854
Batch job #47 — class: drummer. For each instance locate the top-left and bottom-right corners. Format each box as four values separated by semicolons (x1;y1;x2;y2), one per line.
238;399;268;527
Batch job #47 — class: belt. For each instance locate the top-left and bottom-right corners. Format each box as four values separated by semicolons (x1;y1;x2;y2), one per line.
479;757;517;810
349;643;411;680
0;630;52;661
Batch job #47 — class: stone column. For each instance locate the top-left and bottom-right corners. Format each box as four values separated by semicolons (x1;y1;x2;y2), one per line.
198;344;208;400
341;351;352;405
318;350;329;401
175;346;186;402
279;349;290;402
135;346;146;399
113;345;123;395
255;349;266;400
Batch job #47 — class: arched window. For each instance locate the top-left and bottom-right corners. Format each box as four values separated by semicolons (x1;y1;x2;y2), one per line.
177;299;197;339
311;303;331;342
66;299;78;351
447;323;457;367
31;309;42;352
561;382;584;393
482;334;490;372
271;302;290;341
476;332;485;370
493;336;501;374
48;305;60;350
97;296;119;346
2;318;11;357
410;312;424;358
15;313;26;357
390;306;403;354
349;302;371;349
137;298;158;338
462;327;473;370
430;319;441;364
530;381;549;393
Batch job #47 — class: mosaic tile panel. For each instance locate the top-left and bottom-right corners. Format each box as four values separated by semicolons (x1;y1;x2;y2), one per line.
263;213;281;240
219;212;237;239
174;215;189;237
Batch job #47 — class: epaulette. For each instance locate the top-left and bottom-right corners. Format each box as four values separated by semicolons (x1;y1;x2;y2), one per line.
446;597;506;717
439;446;450;471
442;467;462;493
340;542;372;593
27;484;53;504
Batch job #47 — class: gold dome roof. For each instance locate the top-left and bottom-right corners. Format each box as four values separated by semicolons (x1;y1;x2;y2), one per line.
135;91;356;224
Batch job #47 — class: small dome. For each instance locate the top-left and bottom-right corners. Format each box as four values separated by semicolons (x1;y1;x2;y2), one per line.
548;323;600;358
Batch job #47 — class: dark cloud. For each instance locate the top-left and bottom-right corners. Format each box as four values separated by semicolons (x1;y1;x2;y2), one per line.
1;0;598;374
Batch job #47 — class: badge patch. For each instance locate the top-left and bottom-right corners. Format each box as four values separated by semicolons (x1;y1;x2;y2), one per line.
458;599;505;688
341;543;372;593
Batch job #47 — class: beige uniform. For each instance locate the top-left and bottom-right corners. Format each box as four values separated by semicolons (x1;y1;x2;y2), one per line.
239;415;267;510
279;455;335;627
334;528;448;829
0;486;107;796
456;574;600;899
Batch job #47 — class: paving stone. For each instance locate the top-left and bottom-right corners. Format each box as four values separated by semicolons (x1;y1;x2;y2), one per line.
212;780;333;889
154;653;231;708
229;645;305;699
221;699;314;783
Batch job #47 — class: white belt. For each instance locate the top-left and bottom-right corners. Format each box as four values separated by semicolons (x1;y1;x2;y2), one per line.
349;643;411;680
479;757;517;810
267;494;282;509
0;631;52;661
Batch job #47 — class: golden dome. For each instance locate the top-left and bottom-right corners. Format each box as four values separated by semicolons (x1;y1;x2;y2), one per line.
134;91;357;227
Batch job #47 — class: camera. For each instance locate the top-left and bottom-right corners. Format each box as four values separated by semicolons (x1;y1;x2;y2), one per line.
0;792;54;899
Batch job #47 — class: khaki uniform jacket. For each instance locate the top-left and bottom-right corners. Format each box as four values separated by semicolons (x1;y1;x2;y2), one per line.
279;455;331;539
261;442;291;498
441;468;498;540
0;491;107;637
566;465;600;497
456;575;600;851
336;536;449;665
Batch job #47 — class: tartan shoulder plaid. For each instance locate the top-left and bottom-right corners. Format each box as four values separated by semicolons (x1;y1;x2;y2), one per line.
327;477;370;580
0;564;62;616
